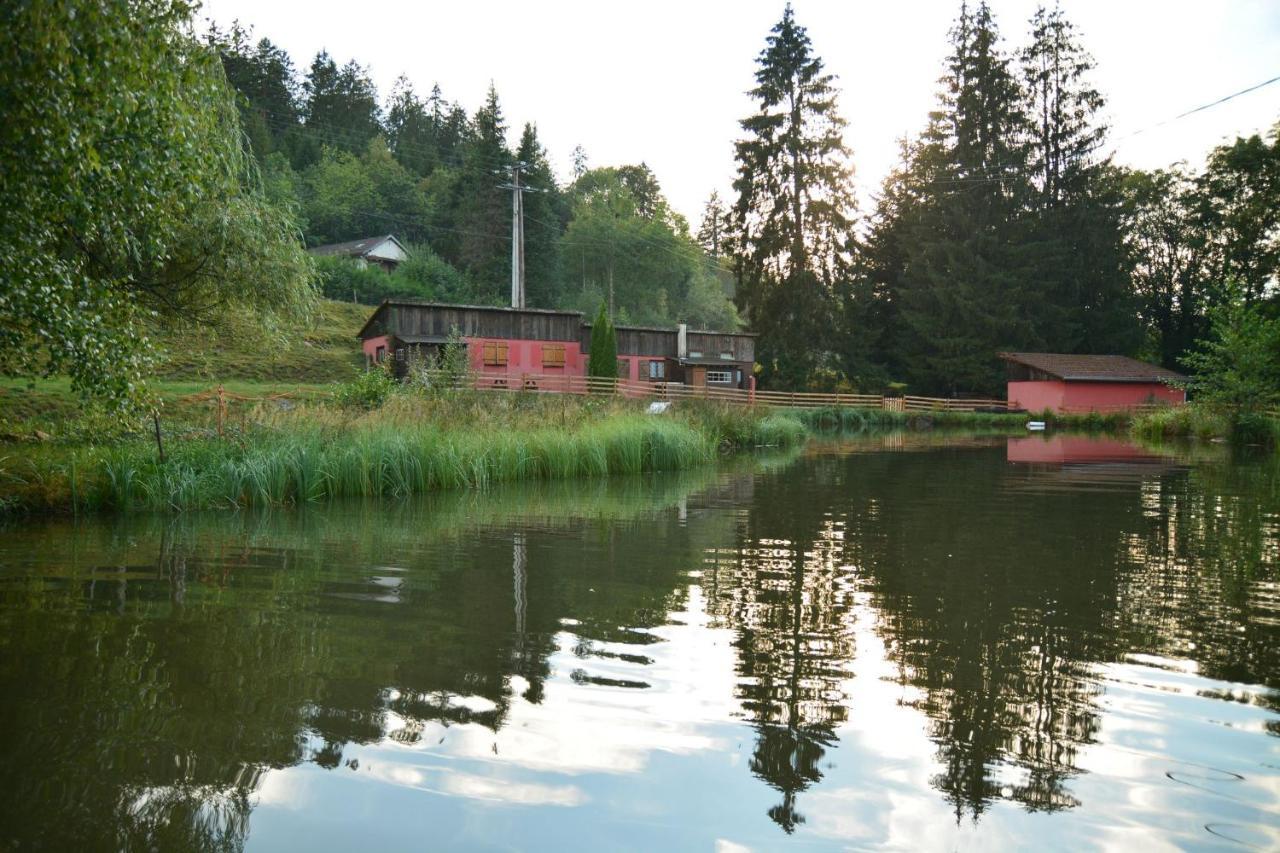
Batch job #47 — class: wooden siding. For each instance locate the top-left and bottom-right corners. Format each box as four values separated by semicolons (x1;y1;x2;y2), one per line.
382;304;582;342
687;332;754;363
583;326;754;361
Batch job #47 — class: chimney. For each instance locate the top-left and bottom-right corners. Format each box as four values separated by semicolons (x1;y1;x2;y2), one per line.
677;324;687;360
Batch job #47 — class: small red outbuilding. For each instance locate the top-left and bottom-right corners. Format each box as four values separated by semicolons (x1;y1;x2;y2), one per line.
1000;352;1186;414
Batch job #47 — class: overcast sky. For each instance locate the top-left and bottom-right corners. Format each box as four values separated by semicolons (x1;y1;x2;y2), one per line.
200;0;1280;225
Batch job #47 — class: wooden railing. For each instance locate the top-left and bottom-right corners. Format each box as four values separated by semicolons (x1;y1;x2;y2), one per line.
413;371;1012;413
902;395;1011;412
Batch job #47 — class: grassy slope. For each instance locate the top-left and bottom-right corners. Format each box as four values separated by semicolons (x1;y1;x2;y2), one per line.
0;299;367;436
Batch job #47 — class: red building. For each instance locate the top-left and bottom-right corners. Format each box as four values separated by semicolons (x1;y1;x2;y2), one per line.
1000;352;1186;413
357;300;756;390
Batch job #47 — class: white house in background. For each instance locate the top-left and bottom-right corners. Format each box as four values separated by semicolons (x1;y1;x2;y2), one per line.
308;234;409;271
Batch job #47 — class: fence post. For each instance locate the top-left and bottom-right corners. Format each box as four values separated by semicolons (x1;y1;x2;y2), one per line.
216;384;226;437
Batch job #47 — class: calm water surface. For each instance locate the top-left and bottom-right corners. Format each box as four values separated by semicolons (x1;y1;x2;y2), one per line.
1;435;1278;851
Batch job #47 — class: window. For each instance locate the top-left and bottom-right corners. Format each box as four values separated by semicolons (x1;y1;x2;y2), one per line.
395;348;406;362
706;370;733;384
688;350;703;359
720;351;734;360
375;345;386;363
617;358;629;379
482;341;509;366
541;344;566;369
648;360;666;380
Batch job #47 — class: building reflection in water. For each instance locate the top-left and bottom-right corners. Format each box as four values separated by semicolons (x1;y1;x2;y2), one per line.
0;444;1277;848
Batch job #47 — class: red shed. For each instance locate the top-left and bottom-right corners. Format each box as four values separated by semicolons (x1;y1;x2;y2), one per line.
1000;352;1186;413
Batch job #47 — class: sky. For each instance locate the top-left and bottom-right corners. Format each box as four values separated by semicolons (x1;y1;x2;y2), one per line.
198;0;1280;225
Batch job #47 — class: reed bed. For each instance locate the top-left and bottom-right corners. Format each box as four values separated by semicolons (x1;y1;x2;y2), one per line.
1;397;806;514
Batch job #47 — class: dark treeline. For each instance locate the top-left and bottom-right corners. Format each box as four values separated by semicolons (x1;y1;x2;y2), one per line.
204;24;740;331
206;3;1278;395
722;3;1279;394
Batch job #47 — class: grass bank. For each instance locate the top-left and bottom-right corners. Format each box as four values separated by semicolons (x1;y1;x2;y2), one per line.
1131;404;1280;447
0;394;806;514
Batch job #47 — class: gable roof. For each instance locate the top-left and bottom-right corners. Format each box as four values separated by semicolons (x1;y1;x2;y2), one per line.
999;352;1186;383
309;234;406;259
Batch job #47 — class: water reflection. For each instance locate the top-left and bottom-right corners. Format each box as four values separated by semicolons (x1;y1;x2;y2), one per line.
0;439;1277;850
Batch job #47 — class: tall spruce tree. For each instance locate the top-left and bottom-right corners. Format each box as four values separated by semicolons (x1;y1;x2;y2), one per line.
1020;3;1138;354
731;4;855;388
515;123;567;308
444;83;512;299
885;1;1038;394
384;75;438;177
301;53;381;165
696;191;730;259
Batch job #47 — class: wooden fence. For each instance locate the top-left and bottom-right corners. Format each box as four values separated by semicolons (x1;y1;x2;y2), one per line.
413;370;1011;413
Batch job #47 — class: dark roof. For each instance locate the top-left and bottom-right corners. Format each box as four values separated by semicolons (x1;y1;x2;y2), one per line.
358;299;583;338
309;235;403;258
999;352;1186;383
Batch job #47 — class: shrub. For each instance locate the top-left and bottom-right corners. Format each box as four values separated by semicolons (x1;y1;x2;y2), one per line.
334;364;398;410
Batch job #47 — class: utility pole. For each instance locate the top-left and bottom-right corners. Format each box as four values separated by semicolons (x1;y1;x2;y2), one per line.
500;162;529;309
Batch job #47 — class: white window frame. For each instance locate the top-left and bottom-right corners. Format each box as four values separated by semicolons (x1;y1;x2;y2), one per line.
706;370;733;384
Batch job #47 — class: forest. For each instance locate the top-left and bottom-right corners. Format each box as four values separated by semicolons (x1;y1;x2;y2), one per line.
2;0;1277;403
205;22;740;333
206;3;1279;396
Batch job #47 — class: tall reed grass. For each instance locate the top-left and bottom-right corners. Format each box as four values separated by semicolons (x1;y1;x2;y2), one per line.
1;398;807;514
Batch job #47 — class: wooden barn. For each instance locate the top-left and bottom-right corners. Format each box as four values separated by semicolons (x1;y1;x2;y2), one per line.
1000;352;1186;413
583;322;756;389
358;301;586;380
357;300;756;389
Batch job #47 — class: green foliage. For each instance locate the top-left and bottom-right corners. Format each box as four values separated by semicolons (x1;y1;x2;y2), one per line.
0;0;315;410
334;363;398;410
561;167;738;328
1182;295;1280;413
588;304;618;379
732;5;855;387
303;139;429;245
316;248;470;305
409;326;471;393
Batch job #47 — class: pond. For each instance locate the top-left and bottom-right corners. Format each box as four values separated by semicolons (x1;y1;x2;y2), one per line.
1;434;1278;850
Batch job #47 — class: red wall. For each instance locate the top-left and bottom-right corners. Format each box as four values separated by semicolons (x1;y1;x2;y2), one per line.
1008;380;1184;413
465;336;586;380
362;335;390;364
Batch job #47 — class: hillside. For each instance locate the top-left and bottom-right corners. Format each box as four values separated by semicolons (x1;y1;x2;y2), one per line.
0;299;369;438
154;299;368;383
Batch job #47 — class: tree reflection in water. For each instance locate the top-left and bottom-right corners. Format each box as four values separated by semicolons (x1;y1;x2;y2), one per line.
0;443;1277;847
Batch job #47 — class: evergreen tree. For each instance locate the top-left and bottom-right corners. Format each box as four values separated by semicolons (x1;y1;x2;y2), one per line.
301;52;381;165
515;123;567;308
205;25;301;157
571;145;589;181
1020;3;1138;354
696;191;730;259
731;4;856;388
384;75;438;177
885;1;1038;394
588;302;617;379
441;83;512;300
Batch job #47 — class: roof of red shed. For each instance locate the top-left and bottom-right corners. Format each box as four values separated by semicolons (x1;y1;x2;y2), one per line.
999;352;1186;383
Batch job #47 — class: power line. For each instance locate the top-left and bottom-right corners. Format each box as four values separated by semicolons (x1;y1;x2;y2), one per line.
1113;72;1280;144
